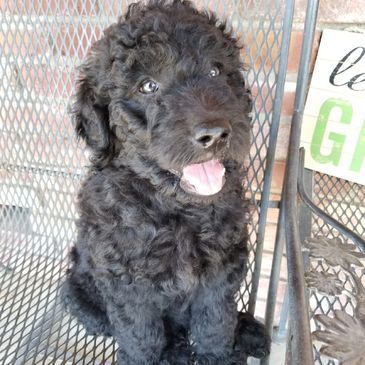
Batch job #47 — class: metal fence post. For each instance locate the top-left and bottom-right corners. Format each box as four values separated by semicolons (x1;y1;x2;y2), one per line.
283;0;320;363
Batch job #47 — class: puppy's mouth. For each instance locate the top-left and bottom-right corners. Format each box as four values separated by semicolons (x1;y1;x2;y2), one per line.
175;159;226;196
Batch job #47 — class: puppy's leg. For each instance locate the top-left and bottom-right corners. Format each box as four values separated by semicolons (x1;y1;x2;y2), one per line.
190;284;238;365
105;291;166;365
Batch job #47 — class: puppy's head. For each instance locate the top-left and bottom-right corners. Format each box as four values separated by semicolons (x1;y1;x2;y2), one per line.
73;0;251;198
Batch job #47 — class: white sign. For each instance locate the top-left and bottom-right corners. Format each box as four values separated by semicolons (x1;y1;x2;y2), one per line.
300;29;365;185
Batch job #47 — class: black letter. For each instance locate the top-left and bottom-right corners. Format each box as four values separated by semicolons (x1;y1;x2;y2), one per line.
330;47;365;88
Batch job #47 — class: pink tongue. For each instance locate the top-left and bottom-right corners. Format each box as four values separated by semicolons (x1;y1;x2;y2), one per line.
182;160;225;196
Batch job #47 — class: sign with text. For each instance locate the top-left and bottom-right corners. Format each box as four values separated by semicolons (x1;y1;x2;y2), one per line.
301;29;365;185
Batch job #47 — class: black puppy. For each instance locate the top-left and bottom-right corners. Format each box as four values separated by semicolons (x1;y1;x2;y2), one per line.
62;1;270;364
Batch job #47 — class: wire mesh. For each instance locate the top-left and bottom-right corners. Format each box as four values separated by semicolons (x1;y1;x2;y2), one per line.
304;173;365;365
0;0;288;363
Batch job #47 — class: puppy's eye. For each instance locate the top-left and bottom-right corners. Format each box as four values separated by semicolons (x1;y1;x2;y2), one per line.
139;80;159;94
209;67;220;77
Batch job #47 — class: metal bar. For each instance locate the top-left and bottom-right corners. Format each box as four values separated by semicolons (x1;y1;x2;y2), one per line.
258;0;297;360
276;284;289;342
248;0;296;315
298;167;313;272
285;322;294;365
298;148;365;252
260;199;286;365
261;121;297;365
298;168;313;244
283;0;319;363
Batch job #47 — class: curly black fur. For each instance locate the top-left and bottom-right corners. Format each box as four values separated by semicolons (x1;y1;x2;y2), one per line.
62;1;270;364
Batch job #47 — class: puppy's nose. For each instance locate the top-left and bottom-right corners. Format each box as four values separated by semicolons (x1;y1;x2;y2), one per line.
194;120;231;149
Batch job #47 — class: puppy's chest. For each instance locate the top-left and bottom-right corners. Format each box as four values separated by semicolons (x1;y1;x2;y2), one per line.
137;203;247;291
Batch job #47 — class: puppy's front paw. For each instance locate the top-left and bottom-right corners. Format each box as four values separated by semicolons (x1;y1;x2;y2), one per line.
234;312;271;359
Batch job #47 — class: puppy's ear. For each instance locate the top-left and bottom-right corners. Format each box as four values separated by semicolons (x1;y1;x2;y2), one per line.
73;33;116;161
